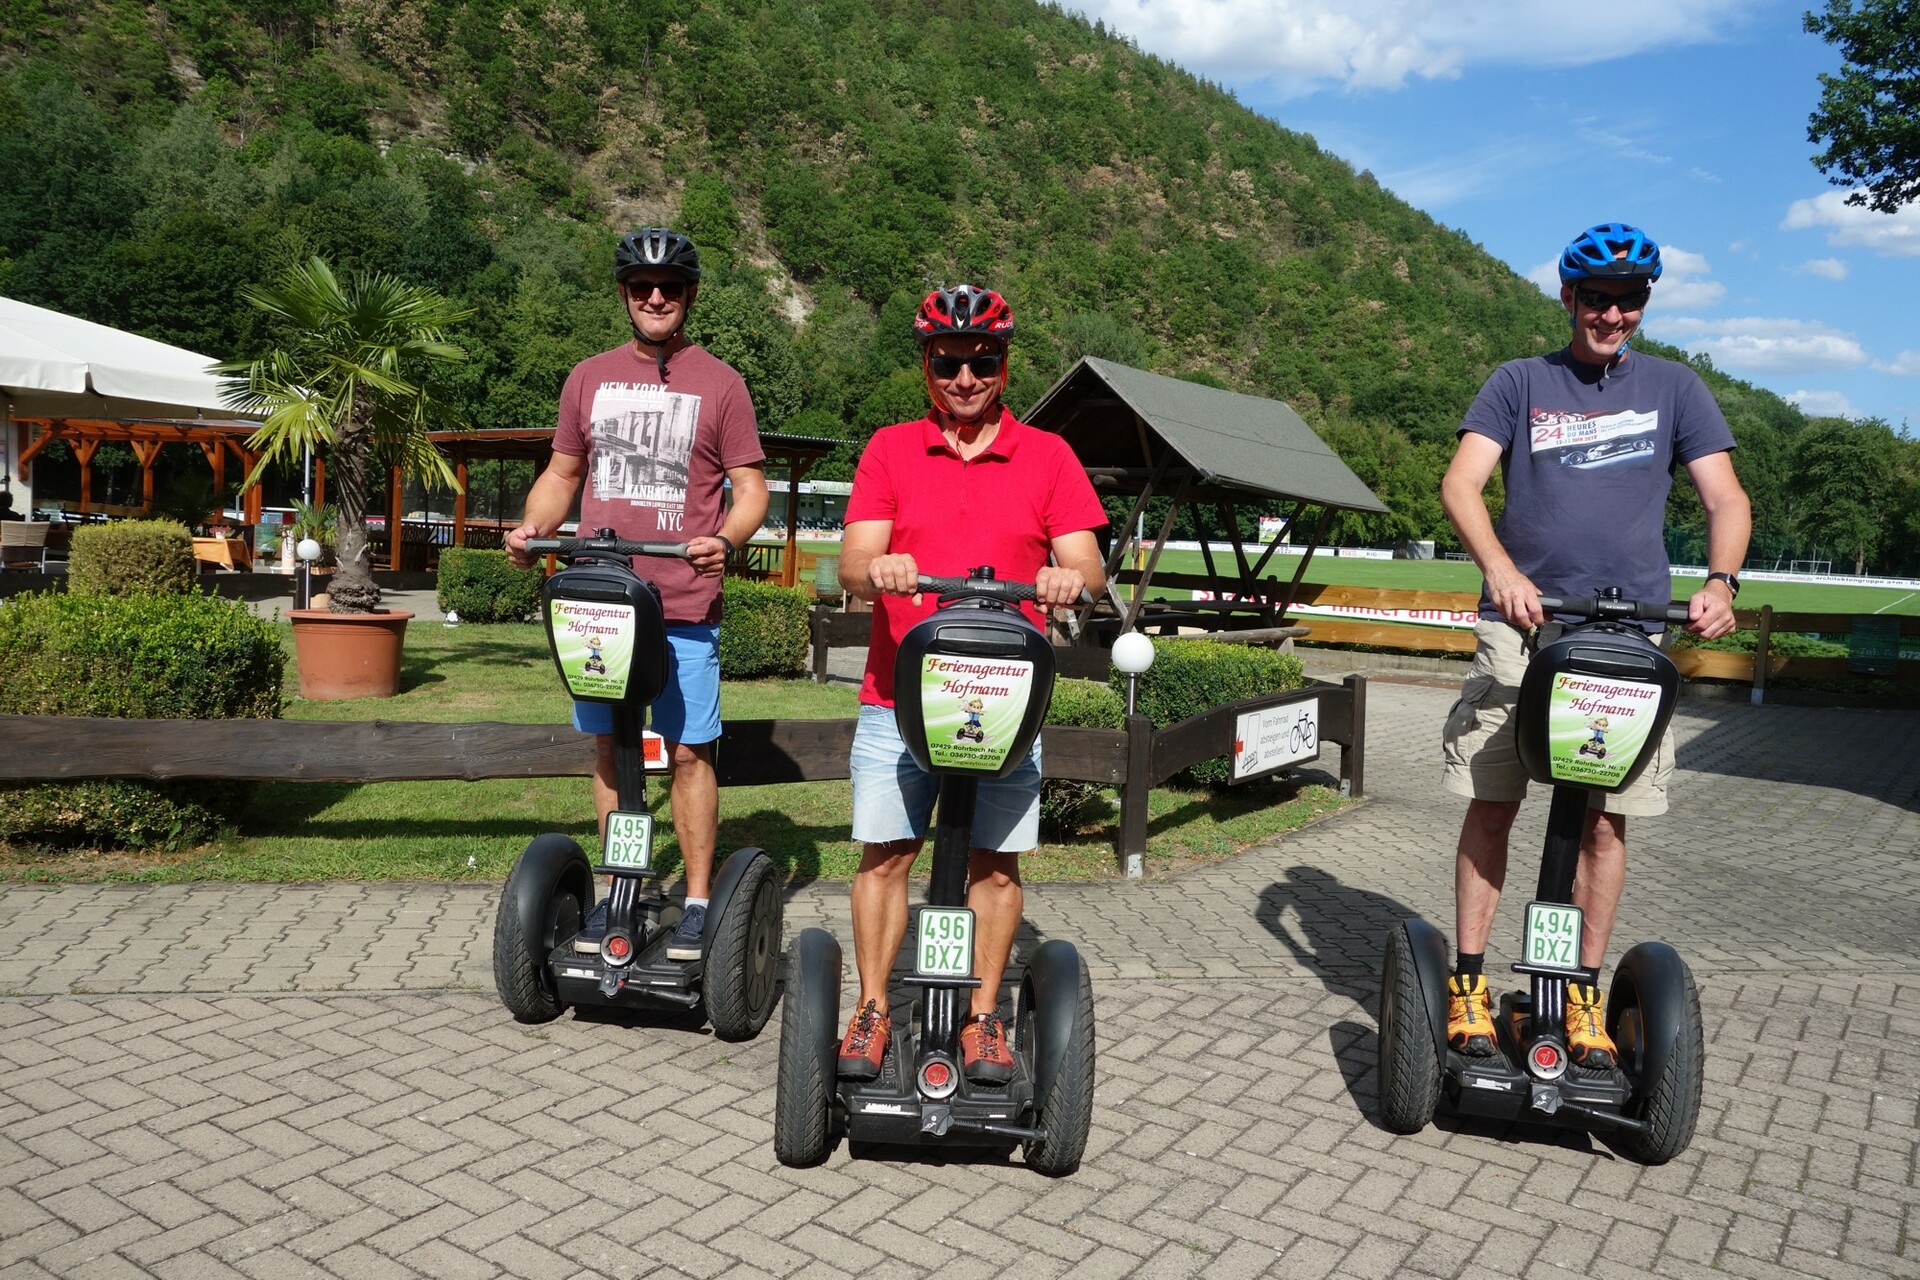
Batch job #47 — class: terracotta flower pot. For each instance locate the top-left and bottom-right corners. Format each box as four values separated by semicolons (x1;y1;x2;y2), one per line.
288;608;413;700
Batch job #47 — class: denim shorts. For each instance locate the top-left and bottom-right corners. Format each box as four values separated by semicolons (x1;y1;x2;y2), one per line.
572;623;721;746
850;703;1043;852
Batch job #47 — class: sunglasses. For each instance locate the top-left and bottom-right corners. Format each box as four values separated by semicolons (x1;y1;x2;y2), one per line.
927;353;1005;380
1573;285;1651;314
625;279;688;301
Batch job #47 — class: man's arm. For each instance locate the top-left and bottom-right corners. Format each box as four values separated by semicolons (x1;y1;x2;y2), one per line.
505;451;587;568
688;462;770;579
1683;450;1751;639
1441;431;1541;627
1036;528;1105;607
839;518;911;601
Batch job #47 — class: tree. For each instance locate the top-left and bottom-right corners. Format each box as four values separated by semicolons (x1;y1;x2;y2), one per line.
221;258;472;613
1805;0;1920;212
1790;417;1900;573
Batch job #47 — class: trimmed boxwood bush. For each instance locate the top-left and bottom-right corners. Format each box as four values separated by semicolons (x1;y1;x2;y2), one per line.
720;578;810;678
1040;677;1125;836
0;590;285;850
436;547;544;623
66;519;196;596
1115;638;1305;786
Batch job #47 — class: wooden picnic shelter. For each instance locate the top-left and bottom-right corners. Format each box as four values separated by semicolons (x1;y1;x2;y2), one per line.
1024;357;1389;644
12;416;265;524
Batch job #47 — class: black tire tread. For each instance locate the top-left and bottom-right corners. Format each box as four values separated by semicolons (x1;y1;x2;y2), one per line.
1021;954;1095;1176
706;854;782;1042
1618;963;1704;1165
773;943;835;1168
1377;925;1442;1133
492;839;590;1025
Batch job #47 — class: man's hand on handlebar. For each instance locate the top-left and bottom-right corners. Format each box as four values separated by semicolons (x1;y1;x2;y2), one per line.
687;535;731;578
1033;565;1087;608
1685;583;1739;640
504;522;543;570
867;552;923;601
1488;568;1545;628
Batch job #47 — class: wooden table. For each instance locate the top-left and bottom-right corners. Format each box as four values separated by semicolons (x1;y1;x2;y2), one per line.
192;537;253;572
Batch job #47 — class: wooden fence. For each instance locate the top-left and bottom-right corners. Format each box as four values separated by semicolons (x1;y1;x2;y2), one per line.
0;677;1366;876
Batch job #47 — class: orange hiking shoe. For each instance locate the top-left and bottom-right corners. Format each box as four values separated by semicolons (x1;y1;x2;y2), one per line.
1447;973;1497;1056
1566;983;1617;1069
837;999;890;1080
959;1012;1015;1085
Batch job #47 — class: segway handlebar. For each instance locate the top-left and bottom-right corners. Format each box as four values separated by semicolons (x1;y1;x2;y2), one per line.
1538;594;1693;626
525;536;690;561
912;573;1100;608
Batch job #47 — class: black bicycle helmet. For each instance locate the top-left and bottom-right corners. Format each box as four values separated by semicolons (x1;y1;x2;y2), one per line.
913;285;1015;344
614;228;702;284
1558;223;1662;284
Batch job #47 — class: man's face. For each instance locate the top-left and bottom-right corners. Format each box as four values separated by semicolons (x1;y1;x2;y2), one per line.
1561;278;1650;366
925;335;1007;425
622;273;692;346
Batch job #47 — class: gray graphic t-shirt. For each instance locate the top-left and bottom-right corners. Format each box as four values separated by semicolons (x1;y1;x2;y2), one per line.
1460;348;1736;620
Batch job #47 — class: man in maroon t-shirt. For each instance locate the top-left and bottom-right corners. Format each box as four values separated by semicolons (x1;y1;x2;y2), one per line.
507;228;768;962
833;286;1107;1085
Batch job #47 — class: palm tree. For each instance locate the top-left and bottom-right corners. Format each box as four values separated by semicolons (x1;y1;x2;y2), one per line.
220;258;472;612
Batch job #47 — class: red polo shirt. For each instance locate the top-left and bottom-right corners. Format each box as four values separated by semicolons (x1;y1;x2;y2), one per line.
845;408;1107;706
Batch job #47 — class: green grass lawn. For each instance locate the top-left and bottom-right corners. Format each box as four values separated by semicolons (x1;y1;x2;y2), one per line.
0;621;1349;885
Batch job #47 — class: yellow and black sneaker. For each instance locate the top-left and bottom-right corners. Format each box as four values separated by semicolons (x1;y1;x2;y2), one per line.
1567;982;1618;1070
1446;973;1497;1056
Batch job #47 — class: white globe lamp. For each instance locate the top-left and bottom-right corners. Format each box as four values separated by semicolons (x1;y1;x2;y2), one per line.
1111;631;1155;675
296;538;322;563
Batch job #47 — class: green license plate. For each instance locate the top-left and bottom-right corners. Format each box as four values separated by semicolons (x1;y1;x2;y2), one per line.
1522;901;1584;972
603;810;654;871
915;907;974;978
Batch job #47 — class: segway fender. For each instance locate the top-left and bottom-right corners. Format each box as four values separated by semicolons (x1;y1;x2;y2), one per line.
1024;939;1085;1100
790;927;842;1054
503;834;593;953
705;846;769;948
1401;917;1452;1065
1614;940;1691;1089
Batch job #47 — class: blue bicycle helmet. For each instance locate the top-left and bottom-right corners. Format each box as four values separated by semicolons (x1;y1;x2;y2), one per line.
1558;223;1663;284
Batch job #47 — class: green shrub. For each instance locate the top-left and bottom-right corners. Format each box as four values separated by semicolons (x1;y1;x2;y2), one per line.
1040;677;1126;836
720;578;811;678
65;520;197;596
1116;639;1305;786
436;547;545;623
0;590;285;850
1672;628;1849;658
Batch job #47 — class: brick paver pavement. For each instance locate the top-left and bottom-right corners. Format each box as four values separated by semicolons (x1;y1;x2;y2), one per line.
2;679;1916;1278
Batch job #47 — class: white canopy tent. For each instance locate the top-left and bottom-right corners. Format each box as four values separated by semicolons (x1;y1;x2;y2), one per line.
0;296;239;515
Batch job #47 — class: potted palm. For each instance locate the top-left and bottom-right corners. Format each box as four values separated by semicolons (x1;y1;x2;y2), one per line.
221;257;472;698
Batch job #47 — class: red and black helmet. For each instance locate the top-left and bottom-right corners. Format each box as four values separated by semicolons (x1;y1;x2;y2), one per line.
912;285;1015;344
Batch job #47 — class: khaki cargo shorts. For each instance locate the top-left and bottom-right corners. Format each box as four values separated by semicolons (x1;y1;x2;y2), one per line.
1441;619;1672;817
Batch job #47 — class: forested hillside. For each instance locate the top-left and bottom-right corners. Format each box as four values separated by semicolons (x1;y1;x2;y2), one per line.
4;0;1915;571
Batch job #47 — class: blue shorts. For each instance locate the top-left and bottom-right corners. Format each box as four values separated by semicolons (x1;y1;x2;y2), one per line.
572;623;721;746
849;704;1042;853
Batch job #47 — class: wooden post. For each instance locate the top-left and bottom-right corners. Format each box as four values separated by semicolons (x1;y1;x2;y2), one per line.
453;453;469;547
810;604;829;684
1753;604;1774;706
73;437;98;515
1118;711;1153;877
388;464;404;571
132;440;162;513
1342;674;1366;798
314;457;327;508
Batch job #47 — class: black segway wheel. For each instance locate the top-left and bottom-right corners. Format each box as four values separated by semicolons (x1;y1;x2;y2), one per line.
774;928;841;1168
1017;943;1095;1176
1609;942;1704;1164
705;850;783;1042
1377;923;1442;1133
493;834;593;1024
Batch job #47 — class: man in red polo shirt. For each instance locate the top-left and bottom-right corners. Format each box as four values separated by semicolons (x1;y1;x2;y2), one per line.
834;285;1107;1085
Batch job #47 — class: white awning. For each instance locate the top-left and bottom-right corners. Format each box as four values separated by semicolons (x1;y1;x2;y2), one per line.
0;295;232;421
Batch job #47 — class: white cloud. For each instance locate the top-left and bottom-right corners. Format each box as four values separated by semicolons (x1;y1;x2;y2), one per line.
1656;316;1868;373
1785;390;1855;418
1071;1;1756;93
1796;258;1848;281
1781;191;1920;257
1878;351;1920;376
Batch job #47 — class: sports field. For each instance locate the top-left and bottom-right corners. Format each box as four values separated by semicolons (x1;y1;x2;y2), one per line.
762;539;1920;616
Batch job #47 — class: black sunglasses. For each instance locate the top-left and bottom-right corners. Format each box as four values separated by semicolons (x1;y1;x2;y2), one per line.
625;278;689;301
1573;284;1650;314
927;353;1005;379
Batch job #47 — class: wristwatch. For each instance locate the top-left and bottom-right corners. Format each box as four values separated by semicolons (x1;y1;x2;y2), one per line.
1705;571;1740;599
713;533;736;557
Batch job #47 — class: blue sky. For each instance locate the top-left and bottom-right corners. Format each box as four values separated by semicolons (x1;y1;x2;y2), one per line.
1072;0;1918;430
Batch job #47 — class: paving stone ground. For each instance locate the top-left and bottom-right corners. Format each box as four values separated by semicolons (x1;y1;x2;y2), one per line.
2;674;1916;1279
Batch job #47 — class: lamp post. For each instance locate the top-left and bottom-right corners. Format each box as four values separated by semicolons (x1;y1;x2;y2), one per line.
1111;630;1155;715
1110;631;1157;879
296;537;322;610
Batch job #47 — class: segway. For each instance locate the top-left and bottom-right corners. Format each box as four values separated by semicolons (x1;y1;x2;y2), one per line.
491;532;782;1041
1377;590;1705;1163
774;568;1096;1174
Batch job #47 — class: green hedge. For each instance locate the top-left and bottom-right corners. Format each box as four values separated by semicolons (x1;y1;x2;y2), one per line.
436;547;545;623
1116;639;1305;786
720;578;811;678
0;590;286;850
66;520;196;596
1040;677;1125;837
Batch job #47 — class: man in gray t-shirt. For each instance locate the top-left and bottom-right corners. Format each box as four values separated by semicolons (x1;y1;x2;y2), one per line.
1438;222;1751;1071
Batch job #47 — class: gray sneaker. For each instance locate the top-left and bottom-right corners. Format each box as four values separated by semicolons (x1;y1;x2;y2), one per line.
572;899;608;954
666;903;707;961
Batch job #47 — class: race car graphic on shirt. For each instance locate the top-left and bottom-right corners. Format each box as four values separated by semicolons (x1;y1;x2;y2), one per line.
587;382;701;533
1527;407;1658;470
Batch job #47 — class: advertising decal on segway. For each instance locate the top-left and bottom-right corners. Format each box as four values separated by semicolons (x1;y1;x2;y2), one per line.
774;570;1097;1174
491;534;783;1041
1376;591;1706;1164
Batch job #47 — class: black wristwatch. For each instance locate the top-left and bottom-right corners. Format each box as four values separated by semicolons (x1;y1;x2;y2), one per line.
712;533;735;557
1705;571;1740;599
